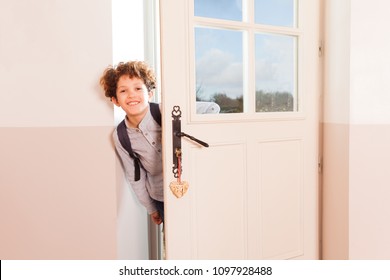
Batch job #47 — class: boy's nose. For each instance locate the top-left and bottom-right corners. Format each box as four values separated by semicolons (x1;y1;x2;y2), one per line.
126;90;136;98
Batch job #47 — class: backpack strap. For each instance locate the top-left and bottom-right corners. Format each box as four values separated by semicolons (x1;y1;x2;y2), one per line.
117;120;142;181
116;102;161;182
149;102;161;126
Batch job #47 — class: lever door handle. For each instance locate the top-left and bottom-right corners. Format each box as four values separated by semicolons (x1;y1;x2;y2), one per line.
171;105;209;178
176;132;209;147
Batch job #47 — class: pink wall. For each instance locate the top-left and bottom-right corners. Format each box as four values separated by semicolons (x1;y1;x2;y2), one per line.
323;0;390;259
0;0;117;259
0;128;116;259
349;125;390;259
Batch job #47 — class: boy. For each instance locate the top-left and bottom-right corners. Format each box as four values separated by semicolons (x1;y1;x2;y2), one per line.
100;61;164;225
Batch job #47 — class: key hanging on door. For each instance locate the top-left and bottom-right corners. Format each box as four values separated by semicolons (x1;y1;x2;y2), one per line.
169;148;189;198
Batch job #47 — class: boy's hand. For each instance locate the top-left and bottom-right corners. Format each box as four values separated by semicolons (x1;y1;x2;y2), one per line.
150;211;162;225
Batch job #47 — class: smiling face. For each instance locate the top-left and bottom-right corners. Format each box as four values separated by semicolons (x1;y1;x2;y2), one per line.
112;75;153;127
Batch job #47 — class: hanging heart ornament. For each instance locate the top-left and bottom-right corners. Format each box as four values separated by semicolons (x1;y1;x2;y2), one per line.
169;181;189;198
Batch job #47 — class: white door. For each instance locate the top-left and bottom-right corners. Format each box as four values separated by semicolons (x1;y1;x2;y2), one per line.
160;0;321;259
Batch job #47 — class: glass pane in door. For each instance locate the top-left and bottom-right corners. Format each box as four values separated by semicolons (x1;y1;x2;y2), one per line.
194;0;242;21
255;33;297;112
195;27;244;114
255;0;296;27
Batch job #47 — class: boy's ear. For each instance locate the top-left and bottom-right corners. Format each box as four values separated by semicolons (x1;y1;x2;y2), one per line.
148;91;154;101
111;97;120;107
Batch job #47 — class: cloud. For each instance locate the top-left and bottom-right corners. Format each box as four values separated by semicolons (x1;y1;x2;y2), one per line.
196;48;243;98
255;34;295;93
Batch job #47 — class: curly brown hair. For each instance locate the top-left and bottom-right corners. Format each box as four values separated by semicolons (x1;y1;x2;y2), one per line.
100;61;156;100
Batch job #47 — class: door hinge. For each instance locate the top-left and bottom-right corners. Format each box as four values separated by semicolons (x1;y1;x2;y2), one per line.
318;41;324;57
318;157;323;174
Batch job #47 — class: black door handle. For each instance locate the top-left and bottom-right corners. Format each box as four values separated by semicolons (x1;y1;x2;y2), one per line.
175;132;209;147
171;105;209;178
